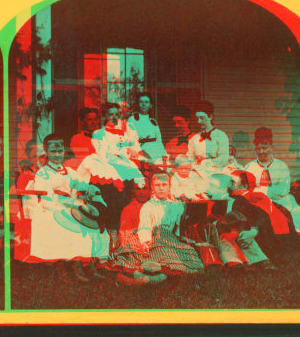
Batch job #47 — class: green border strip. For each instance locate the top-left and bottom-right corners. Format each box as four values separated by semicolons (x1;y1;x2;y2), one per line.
1;17;16;313
0;0;60;312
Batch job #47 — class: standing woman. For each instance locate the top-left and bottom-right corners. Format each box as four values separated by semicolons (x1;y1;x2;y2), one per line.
127;92;166;164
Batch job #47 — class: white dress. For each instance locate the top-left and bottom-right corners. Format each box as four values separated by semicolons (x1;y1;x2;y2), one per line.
170;171;207;201
30;163;93;260
187;128;229;173
127;113;166;161
89;120;144;183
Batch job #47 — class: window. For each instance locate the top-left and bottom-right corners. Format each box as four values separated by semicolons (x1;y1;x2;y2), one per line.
84;48;145;111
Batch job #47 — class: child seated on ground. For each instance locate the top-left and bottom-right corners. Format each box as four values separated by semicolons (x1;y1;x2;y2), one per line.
119;178;150;247
113;171;204;285
171;155;208;202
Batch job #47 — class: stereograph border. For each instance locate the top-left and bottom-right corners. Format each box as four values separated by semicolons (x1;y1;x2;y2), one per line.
0;0;300;325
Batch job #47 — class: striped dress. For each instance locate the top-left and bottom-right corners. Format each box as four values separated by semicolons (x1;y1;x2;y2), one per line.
113;197;204;273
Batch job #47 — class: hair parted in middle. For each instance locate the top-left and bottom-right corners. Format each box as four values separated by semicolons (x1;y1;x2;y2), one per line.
195;100;214;118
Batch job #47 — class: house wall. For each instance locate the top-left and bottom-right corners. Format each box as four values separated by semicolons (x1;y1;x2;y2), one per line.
169;46;300;179
9;0;300;180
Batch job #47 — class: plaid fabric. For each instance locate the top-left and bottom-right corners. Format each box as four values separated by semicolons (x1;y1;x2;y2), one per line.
113;227;204;274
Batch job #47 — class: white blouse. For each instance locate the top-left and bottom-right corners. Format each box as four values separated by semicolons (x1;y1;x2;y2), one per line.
137;197;184;245
188;128;229;169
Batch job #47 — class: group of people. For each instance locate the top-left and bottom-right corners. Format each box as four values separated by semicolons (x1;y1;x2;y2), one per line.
11;92;300;285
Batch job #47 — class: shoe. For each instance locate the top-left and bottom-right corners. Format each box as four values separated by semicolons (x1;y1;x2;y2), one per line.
140;262;167;284
116;269;150;286
147;273;167;284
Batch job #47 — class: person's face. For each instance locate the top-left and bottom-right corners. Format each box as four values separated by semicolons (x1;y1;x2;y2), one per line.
28;147;39;169
205;178;227;200
134;184;150;204
46;141;65;165
173;116;190;135
234;143;252;166
83;112;99;132
255;142;273;163
139;96;152;115
195;111;212;130
151;176;170;200
106;107;120;126
177;162;192;179
29;147;46;170
235;144;250;158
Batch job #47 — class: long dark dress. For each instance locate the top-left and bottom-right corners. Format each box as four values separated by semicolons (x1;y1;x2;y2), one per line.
211;192;300;263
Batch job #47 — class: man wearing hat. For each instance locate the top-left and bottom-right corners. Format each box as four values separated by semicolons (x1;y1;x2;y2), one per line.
245;127;300;231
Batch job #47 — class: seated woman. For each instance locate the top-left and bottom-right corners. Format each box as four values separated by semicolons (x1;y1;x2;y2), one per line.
30;133;102;264
187;101;229;175
90;102;144;184
79;103;144;229
113;172;204;277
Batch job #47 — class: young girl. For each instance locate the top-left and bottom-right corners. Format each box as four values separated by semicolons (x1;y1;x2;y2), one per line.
14;140;46;262
30;133;101;262
114;172;204;276
127;92;166;163
171;155;208;202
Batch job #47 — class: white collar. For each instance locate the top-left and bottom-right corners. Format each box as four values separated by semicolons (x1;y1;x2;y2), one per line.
47;161;63;171
257;156;274;169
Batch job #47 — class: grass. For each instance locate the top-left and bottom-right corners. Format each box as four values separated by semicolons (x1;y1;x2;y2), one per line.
10;256;300;310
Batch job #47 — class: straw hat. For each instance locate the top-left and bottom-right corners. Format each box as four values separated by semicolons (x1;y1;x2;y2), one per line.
54;203;101;232
53;208;83;233
71;204;100;230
